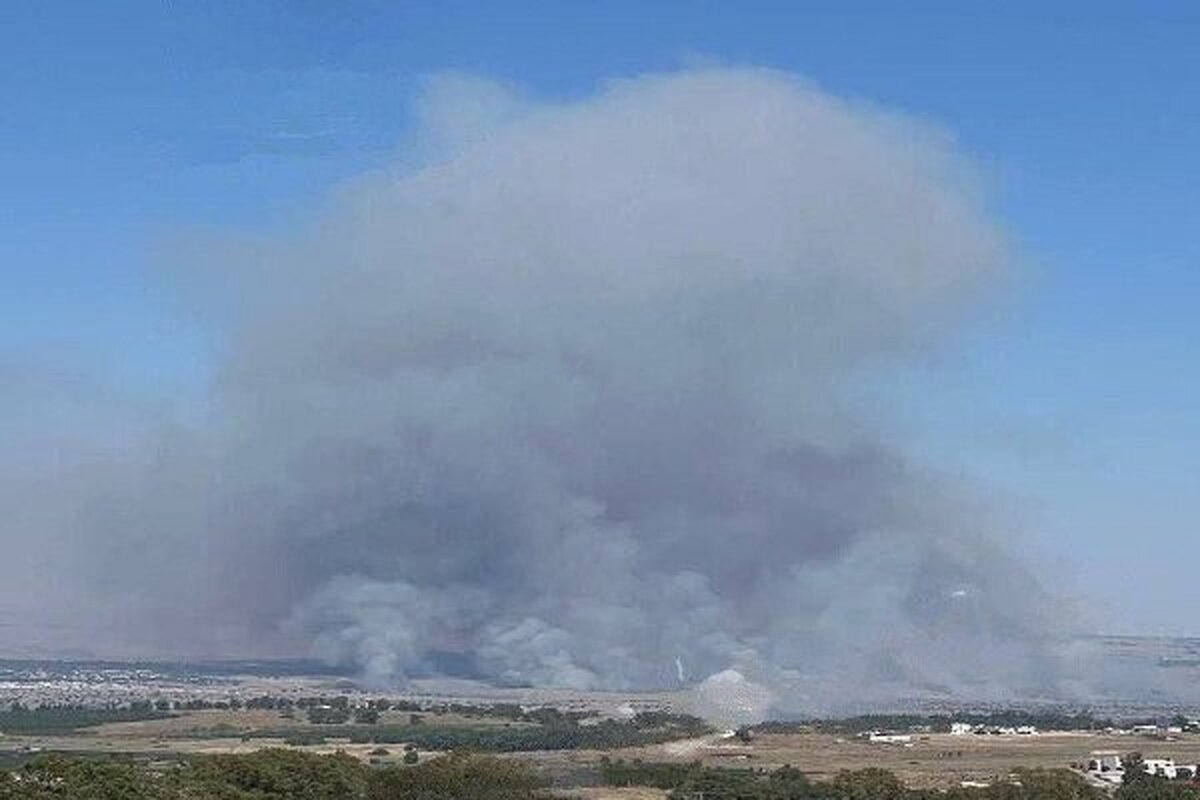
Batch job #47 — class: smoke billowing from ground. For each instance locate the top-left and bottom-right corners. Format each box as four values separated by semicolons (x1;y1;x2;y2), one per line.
3;69;1102;712
686;669;776;730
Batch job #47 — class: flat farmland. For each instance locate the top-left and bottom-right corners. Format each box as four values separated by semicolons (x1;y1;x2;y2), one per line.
8;703;1200;793
587;731;1200;789
0;706;536;766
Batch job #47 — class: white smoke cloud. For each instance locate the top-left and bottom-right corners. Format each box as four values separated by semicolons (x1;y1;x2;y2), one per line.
2;67;1088;709
686;669;775;730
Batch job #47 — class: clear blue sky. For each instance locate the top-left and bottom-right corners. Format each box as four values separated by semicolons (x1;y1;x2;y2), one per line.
3;2;1198;633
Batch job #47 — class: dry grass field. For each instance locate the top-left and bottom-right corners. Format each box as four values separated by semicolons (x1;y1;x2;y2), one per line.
0;706;528;767
585;731;1200;789
565;789;669;800
8;708;1200;792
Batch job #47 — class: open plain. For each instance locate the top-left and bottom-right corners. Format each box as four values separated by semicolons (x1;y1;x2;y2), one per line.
591;731;1200;789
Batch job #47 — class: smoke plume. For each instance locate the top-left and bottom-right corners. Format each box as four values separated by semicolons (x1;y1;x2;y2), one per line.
3;68;1076;709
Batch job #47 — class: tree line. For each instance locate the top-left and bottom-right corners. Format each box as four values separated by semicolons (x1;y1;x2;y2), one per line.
250;711;710;752
0;706;173;735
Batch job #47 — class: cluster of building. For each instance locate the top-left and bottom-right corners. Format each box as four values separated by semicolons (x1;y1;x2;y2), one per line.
865;732;914;745
862;722;1040;745
949;722;1038;736
1104;723;1192;736
0;661;679;721
1086;753;1199;785
0;662;334;710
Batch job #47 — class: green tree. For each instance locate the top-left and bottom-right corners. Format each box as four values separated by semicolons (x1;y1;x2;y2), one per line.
176;749;367;800
367;753;545;800
832;768;907;800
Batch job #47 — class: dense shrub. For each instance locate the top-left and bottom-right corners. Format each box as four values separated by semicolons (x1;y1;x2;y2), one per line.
601;760;1113;800
176;749;367;800
0;756;167;800
0;751;552;800
247;712;708;752
1;748;1146;800
0;706;175;735
367;752;545;800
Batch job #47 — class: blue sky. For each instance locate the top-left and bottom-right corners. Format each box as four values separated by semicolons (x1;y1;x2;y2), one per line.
3;1;1198;633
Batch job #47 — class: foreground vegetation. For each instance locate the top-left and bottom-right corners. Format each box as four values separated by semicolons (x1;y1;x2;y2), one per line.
6;749;1200;800
0;750;546;800
602;757;1200;799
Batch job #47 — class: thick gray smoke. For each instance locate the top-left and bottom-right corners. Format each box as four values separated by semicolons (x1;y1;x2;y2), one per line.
2;69;1083;709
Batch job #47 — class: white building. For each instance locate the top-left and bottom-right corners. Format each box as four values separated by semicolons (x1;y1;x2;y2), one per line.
950;722;974;735
1086;753;1125;785
867;732;912;745
1144;759;1179;779
1086;754;1198;784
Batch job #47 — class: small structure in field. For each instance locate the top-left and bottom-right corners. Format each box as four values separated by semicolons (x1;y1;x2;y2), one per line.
1086;752;1125;785
866;731;912;745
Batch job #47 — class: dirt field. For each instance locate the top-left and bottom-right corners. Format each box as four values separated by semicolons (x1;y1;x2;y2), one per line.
565;789;668;800
589;731;1200;789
